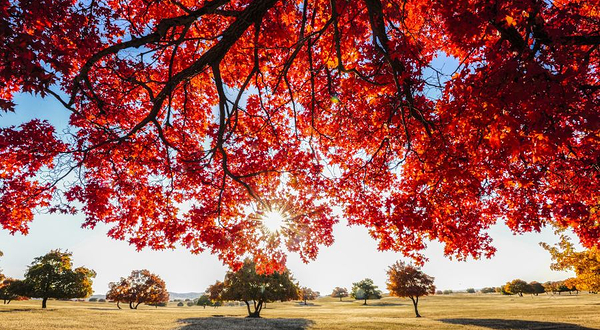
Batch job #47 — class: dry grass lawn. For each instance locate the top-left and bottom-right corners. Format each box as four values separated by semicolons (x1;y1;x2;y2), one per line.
0;293;598;330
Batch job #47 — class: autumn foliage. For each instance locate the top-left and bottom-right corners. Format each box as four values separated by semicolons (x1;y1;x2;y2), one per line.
386;261;435;317
106;270;169;309
541;236;600;293
209;259;299;317
330;287;349;301
0;0;598;271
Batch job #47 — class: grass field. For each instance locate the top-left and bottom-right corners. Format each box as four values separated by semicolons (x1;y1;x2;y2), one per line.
0;293;598;330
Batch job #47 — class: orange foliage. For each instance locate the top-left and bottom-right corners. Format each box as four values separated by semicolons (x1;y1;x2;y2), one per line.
0;0;598;271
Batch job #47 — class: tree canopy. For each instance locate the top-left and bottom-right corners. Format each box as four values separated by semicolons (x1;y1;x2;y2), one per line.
330;286;349;301
210;259;299;317
299;286;319;305
351;278;382;305
106;269;170;309
20;250;95;308
386;261;435;317
503;279;534;297
541;236;600;293
0;0;598;271
0;277;27;304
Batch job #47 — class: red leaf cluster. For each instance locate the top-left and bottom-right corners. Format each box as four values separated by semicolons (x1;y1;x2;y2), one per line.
0;0;598;270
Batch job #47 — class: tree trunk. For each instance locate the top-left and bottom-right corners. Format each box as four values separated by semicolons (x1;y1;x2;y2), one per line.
117;301;122;309
363;298;367;305
410;296;421;318
129;302;134;309
134;302;140;309
244;300;262;318
304;298;307;305
339;297;342;302
42;297;48;309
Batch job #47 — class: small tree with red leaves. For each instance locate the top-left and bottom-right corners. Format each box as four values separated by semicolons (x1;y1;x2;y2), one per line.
386;261;435;317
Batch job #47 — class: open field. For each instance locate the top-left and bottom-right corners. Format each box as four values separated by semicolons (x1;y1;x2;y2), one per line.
0;293;598;330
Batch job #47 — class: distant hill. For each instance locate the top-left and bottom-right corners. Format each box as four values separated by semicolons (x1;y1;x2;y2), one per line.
168;292;203;300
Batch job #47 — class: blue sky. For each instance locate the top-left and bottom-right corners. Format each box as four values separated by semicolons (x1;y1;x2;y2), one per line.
0;88;575;296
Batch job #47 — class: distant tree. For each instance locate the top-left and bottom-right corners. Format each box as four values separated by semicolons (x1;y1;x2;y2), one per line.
386;261;436;317
186;301;194;306
21;250;95;308
466;288;476;294
564;278;580;294
89;297;98;302
542;281;554;294
443;290;453;295
106;278;129;309
211;259;299;317
529;282;545;296
98;298;106;302
106;270;169;309
435;290;443;295
480;287;495;294
177;301;184;307
541;236;600;293
299;287;319;305
207;281;225;303
504;279;534;297
196;294;212;308
351;278;382;305
330;287;349;301
0;278;27;304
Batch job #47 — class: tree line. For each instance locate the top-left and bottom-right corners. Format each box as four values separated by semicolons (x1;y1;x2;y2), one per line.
1;237;597;314
0;250;169;309
200;259;435;318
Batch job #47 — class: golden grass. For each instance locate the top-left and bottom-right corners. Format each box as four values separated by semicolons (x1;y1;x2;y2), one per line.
0;293;598;330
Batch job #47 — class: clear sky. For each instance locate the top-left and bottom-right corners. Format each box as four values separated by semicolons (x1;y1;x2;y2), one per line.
0;91;576;297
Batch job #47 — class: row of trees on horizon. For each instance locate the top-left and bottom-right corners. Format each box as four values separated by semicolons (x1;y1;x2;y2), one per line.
1;238;598;317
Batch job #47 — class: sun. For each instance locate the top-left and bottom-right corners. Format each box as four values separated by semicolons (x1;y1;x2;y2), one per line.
261;210;287;233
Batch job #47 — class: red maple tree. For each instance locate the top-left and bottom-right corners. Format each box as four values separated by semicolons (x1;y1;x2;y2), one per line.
0;0;598;271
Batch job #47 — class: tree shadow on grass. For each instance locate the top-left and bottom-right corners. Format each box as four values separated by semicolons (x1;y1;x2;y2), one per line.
366;302;406;307
440;318;597;330
178;317;314;330
0;308;41;313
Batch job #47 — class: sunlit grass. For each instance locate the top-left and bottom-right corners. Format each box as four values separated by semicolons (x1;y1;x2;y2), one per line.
0;293;598;329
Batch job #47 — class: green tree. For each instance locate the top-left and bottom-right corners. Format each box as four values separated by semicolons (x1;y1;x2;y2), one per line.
196;294;212;308
504;279;534;297
466;288;476;293
21;250;95;308
529;282;545;296
351;278;382;305
330;287;349;301
211;259;299;318
480;287;495;294
386;261;436;317
0;278;27;304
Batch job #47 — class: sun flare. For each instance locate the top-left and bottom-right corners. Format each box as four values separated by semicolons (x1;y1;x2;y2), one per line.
261;210;287;233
